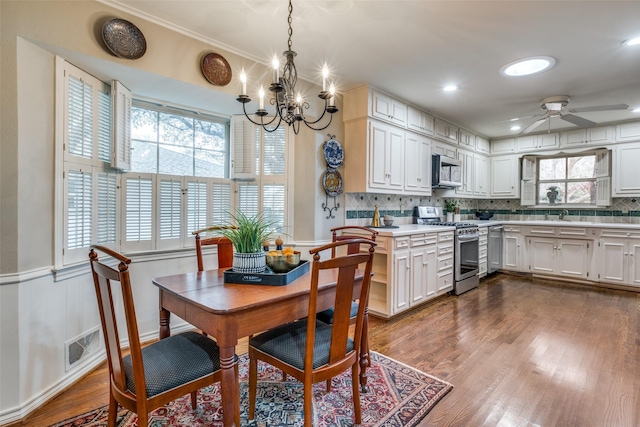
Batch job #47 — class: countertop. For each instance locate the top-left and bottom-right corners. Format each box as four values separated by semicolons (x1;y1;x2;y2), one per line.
365;220;640;237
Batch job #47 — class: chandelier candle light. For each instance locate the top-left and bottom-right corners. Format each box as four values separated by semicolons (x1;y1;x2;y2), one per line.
236;0;338;134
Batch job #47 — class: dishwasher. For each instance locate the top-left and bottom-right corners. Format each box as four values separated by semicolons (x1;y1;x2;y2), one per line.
488;225;503;274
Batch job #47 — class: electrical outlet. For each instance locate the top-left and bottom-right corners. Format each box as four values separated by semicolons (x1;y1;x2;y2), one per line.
622;207;629;214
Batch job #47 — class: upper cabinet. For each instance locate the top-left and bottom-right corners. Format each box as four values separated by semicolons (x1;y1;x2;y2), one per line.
491;137;516;155
615;122;640;143
407;106;434;135
475;136;490;154
560;125;613;148
517;133;559;151
490;154;519;198
434;118;458;144
458;128;476;149
371;90;408;127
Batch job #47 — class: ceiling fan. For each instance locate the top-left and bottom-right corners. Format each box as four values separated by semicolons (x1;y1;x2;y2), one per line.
516;95;629;134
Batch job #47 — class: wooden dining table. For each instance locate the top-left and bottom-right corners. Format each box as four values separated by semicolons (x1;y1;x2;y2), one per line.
152;266;370;427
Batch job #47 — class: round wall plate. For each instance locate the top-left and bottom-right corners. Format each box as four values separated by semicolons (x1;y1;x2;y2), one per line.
201;52;232;86
102;18;146;60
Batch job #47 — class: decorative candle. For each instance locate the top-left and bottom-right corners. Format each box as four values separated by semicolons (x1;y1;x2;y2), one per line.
240;69;247;96
258;86;265;110
272;54;279;83
296;92;303;115
328;83;336;107
322;63;329;91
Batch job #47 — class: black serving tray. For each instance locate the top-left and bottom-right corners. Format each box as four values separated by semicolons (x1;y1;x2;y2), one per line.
223;260;310;286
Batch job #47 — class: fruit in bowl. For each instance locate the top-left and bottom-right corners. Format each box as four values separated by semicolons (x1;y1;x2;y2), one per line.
266;247;301;273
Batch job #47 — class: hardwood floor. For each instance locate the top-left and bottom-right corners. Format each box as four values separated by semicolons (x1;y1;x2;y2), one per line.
9;274;640;426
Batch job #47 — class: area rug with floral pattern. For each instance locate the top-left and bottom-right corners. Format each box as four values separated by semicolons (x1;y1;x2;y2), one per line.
51;351;452;426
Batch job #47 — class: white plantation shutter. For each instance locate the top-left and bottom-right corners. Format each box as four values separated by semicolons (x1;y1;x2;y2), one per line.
595;149;612;206
187;179;208;234
212;181;232;225
263;183;285;231
97;90;111;163
63;166;93;265
158;177;182;248
66;74;93;159
231;116;257;178
521;155;537;206
237;183;259;217
125;175;153;251
263;127;286;175
111;80;132;171
97;171;118;247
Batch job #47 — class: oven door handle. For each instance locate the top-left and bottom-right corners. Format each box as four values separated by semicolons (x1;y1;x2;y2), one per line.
457;234;479;243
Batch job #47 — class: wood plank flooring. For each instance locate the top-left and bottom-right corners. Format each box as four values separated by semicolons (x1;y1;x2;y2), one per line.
8;274;640;426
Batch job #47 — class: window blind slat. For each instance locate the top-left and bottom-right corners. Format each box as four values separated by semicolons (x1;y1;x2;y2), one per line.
67;170;92;249
125;177;153;241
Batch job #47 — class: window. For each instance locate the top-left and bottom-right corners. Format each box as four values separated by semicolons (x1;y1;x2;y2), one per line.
520;150;611;207
57;60;292;268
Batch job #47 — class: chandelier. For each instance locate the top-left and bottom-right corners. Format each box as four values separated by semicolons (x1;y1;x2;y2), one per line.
236;0;338;134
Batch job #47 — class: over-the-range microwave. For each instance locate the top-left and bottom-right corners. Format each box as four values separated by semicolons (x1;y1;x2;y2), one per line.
432;154;462;189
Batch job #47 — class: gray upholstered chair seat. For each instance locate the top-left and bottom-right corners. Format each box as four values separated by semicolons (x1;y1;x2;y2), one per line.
249;320;354;370
316;301;359;325
122;332;230;397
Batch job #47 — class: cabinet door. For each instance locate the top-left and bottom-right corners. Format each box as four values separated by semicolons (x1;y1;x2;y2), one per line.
393;250;411;313
404;133;431;194
491;137;516;155
614;144;640;196
600;240;626;284
556;239;589;279
629;242;640;287
473;154;488;196
424;245;438;298
418;137;432;193
456;149;474;196
369;122;390;189
537;133;559;150
517;135;536;152
432;140;457;158
561;129;587;147
491;155;519;198
615;122;640;143
409;247;428;305
388;128;405;190
476;136;490;154
503;233;521;271
529;237;555;274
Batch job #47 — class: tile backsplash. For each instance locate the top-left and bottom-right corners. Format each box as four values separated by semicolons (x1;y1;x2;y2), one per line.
344;193;640;225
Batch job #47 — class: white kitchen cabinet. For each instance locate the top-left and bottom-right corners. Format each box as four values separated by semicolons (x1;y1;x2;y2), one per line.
404;132;432;195
490;154;519;198
407;106;434;135
490;137;516;155
474;154;488;197
456;148;474;197
371;90;407;127
599;233;640;287
393;233;438;315
434;118;458;144
560;126;614;148
528;237;591;280
615;121;640;143
503;226;525;271
437;231;454;294
478;227;488;278
458;129;475;149
613;143;640;196
431;140;457;159
517;133;559;151
475;136;490;154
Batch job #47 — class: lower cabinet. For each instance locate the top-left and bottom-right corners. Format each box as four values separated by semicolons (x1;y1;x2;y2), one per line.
599;238;640;287
528;237;591;280
503;226;525;271
393;233;439;315
478;227;488;277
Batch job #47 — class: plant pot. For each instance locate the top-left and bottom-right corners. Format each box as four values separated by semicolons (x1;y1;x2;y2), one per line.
547;190;559;205
446;212;454;222
232;252;266;273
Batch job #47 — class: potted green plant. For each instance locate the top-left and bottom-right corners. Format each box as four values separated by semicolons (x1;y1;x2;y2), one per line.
216;210;277;273
444;199;459;221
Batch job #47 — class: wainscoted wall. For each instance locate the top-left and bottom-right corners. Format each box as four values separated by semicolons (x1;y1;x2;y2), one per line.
344;193;640;225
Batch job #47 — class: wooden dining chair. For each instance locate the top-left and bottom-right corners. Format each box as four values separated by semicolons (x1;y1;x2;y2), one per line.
248;238;376;427
89;245;234;426
192;225;236;271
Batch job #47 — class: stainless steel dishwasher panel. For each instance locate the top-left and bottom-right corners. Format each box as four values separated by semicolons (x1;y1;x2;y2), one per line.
488;226;503;274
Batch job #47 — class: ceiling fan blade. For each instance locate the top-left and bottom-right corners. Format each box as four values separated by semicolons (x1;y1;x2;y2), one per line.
520;117;548;134
494;113;542;124
561;114;597;128
568;104;629;113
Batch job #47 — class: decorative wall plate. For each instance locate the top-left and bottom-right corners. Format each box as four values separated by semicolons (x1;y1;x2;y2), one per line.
201;53;232;86
102;18;146;60
322;169;343;196
323;138;344;169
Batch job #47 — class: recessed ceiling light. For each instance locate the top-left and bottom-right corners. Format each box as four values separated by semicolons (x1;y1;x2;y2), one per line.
510;125;522;131
500;56;556;77
443;84;459;92
623;36;640;46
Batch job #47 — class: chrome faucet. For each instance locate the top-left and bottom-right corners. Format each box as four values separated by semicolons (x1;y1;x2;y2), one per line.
559;209;569;220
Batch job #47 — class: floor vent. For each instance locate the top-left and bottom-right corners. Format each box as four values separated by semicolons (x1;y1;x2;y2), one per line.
65;326;100;371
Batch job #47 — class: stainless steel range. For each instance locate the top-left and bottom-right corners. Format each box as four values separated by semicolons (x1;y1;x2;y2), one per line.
414;206;480;295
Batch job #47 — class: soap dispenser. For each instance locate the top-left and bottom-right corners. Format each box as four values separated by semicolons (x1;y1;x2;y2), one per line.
371;205;380;227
